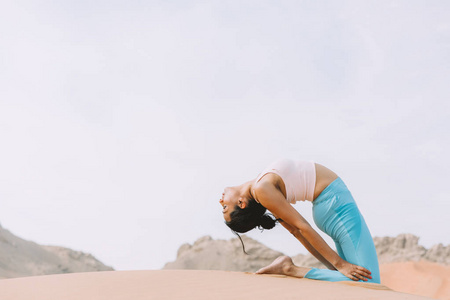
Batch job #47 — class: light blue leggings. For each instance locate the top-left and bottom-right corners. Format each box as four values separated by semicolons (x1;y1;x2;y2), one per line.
304;178;380;283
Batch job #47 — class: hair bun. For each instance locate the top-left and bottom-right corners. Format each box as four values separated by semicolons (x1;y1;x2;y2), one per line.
258;214;276;230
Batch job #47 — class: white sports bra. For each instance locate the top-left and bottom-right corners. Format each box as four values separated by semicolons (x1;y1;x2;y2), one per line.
255;159;316;203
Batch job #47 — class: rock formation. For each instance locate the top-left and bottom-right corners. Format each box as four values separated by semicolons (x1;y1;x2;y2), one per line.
164;234;449;272
374;234;450;265
164;235;284;271
0;224;113;278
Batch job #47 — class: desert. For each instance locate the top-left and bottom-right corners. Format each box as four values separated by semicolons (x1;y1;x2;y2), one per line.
1;1;449;300
1;225;449;300
0;269;436;300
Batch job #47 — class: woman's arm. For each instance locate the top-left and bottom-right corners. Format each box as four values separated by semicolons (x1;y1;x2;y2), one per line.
254;180;371;281
278;220;336;270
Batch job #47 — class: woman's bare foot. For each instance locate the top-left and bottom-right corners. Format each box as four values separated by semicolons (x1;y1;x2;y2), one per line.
255;256;311;278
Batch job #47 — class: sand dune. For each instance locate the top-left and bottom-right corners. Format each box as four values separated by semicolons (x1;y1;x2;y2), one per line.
0;228;448;299
381;261;450;300
162;235;449;299
0;270;433;300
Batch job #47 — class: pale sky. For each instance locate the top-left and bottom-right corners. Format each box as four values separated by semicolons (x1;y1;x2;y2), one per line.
1;0;449;270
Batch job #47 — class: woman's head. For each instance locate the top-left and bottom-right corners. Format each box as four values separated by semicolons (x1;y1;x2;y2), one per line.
220;184;277;233
225;198;276;233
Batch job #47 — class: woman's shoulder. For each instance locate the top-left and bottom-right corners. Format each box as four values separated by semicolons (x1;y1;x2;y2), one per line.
253;172;286;198
254;172;279;186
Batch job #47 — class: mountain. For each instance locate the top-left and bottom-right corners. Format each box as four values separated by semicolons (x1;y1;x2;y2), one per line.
373;234;450;265
164;235;284;271
0;224;113;278
164;234;449;272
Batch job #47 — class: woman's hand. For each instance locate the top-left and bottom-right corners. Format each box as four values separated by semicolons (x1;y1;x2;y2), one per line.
336;260;372;281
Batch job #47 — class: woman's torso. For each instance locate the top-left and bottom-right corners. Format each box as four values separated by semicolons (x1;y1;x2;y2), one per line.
254;159;338;202
313;163;339;199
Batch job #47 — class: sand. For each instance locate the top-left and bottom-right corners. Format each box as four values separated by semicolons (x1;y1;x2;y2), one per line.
381;261;450;300
0;269;433;300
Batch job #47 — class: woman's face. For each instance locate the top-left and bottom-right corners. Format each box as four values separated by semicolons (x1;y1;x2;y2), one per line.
220;186;247;222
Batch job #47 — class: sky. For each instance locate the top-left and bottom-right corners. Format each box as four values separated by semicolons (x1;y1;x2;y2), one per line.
0;0;449;270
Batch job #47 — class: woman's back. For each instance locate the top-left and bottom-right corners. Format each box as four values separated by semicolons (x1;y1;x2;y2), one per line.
255;160;338;202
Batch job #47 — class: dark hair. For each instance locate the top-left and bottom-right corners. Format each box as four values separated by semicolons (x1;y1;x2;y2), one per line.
226;198;277;233
225;198;278;254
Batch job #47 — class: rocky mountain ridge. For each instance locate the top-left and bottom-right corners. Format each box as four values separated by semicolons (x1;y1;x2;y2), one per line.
164;234;450;272
0;223;113;278
374;234;449;265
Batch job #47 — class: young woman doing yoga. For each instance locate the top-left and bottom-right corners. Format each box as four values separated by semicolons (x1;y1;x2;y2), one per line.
219;159;380;283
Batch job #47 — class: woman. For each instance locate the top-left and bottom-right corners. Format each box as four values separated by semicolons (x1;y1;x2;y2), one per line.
220;159;380;283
